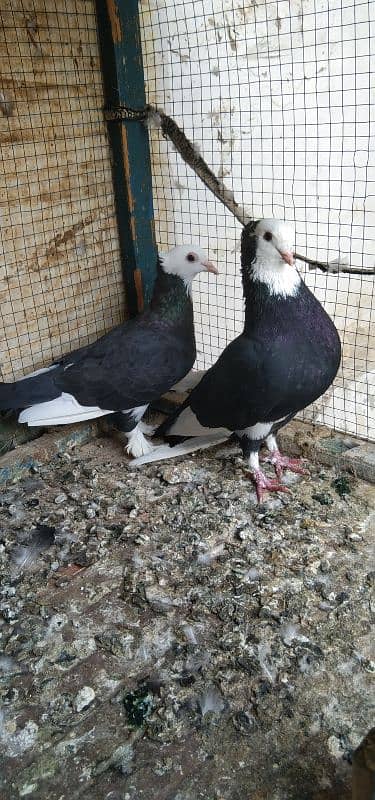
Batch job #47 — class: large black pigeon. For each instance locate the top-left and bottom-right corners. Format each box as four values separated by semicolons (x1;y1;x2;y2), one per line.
0;245;217;458
132;219;341;500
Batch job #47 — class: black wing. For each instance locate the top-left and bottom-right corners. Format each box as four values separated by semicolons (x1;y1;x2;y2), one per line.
188;327;339;431
56;314;195;410
188;335;275;430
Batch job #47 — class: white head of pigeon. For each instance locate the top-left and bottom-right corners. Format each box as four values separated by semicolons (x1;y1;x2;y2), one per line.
160;244;218;294
250;219;300;298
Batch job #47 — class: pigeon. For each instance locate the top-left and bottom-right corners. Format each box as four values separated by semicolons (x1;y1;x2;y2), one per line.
0;245;217;458
132;219;341;501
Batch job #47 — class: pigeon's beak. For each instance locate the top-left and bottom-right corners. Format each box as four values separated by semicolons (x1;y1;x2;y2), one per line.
278;249;295;266
202;259;218;275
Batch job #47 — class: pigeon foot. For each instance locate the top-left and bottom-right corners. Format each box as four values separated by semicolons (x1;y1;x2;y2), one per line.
261;450;308;479
126;427;154;459
244;467;290;503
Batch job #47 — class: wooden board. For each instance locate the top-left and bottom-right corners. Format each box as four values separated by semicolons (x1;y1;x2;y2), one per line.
0;0;126;381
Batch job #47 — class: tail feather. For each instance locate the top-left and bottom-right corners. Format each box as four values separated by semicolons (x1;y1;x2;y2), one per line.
0;367;60;410
129;433;229;468
18;396;111;426
157;402;229;440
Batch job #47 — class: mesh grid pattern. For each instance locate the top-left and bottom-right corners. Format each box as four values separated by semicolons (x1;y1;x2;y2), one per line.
140;0;374;441
0;0;124;382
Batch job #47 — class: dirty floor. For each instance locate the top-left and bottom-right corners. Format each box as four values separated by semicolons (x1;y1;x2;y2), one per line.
0;432;374;800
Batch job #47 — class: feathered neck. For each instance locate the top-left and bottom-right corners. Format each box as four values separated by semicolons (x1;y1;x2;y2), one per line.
150;258;193;323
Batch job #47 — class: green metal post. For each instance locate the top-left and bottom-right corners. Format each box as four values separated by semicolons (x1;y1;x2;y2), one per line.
95;0;157;314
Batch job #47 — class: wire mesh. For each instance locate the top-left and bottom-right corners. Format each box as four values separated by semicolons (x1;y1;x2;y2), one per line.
140;0;374;442
0;0;124;383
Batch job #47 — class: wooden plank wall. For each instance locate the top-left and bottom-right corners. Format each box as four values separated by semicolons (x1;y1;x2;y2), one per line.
0;0;125;382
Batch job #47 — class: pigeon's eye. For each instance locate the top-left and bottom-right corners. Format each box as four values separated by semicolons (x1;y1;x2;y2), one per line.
263;232;272;241
186;253;196;262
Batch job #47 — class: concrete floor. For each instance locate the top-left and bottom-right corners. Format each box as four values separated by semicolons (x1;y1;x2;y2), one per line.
0;432;374;799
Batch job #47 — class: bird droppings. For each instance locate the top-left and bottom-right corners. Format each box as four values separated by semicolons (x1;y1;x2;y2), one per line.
74;686;96;713
0;432;374;799
0;716;39;758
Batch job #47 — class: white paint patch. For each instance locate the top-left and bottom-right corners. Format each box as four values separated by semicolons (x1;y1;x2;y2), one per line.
169;406;229;438
18;392;112;426
314;369;375;441
126;425;154;459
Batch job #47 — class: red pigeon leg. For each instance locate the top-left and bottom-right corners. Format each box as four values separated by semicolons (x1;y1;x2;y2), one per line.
243;448;290;503
247;468;291;503
262;434;309;479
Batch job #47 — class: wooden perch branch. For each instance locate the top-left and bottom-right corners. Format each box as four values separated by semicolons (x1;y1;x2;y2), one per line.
148;107;374;277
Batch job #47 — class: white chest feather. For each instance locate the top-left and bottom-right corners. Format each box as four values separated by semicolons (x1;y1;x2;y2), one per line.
251;258;300;297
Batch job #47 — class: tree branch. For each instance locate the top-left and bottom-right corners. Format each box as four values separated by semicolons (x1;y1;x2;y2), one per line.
147;107;374;278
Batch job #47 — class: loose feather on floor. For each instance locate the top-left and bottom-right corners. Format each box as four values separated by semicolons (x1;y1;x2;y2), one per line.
10;524;55;578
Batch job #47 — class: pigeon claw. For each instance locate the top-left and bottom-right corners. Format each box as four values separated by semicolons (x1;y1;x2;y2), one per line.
243;468;290;503
261;450;308;479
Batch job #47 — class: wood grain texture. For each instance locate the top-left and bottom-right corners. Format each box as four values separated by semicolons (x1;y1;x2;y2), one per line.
0;0;126;381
